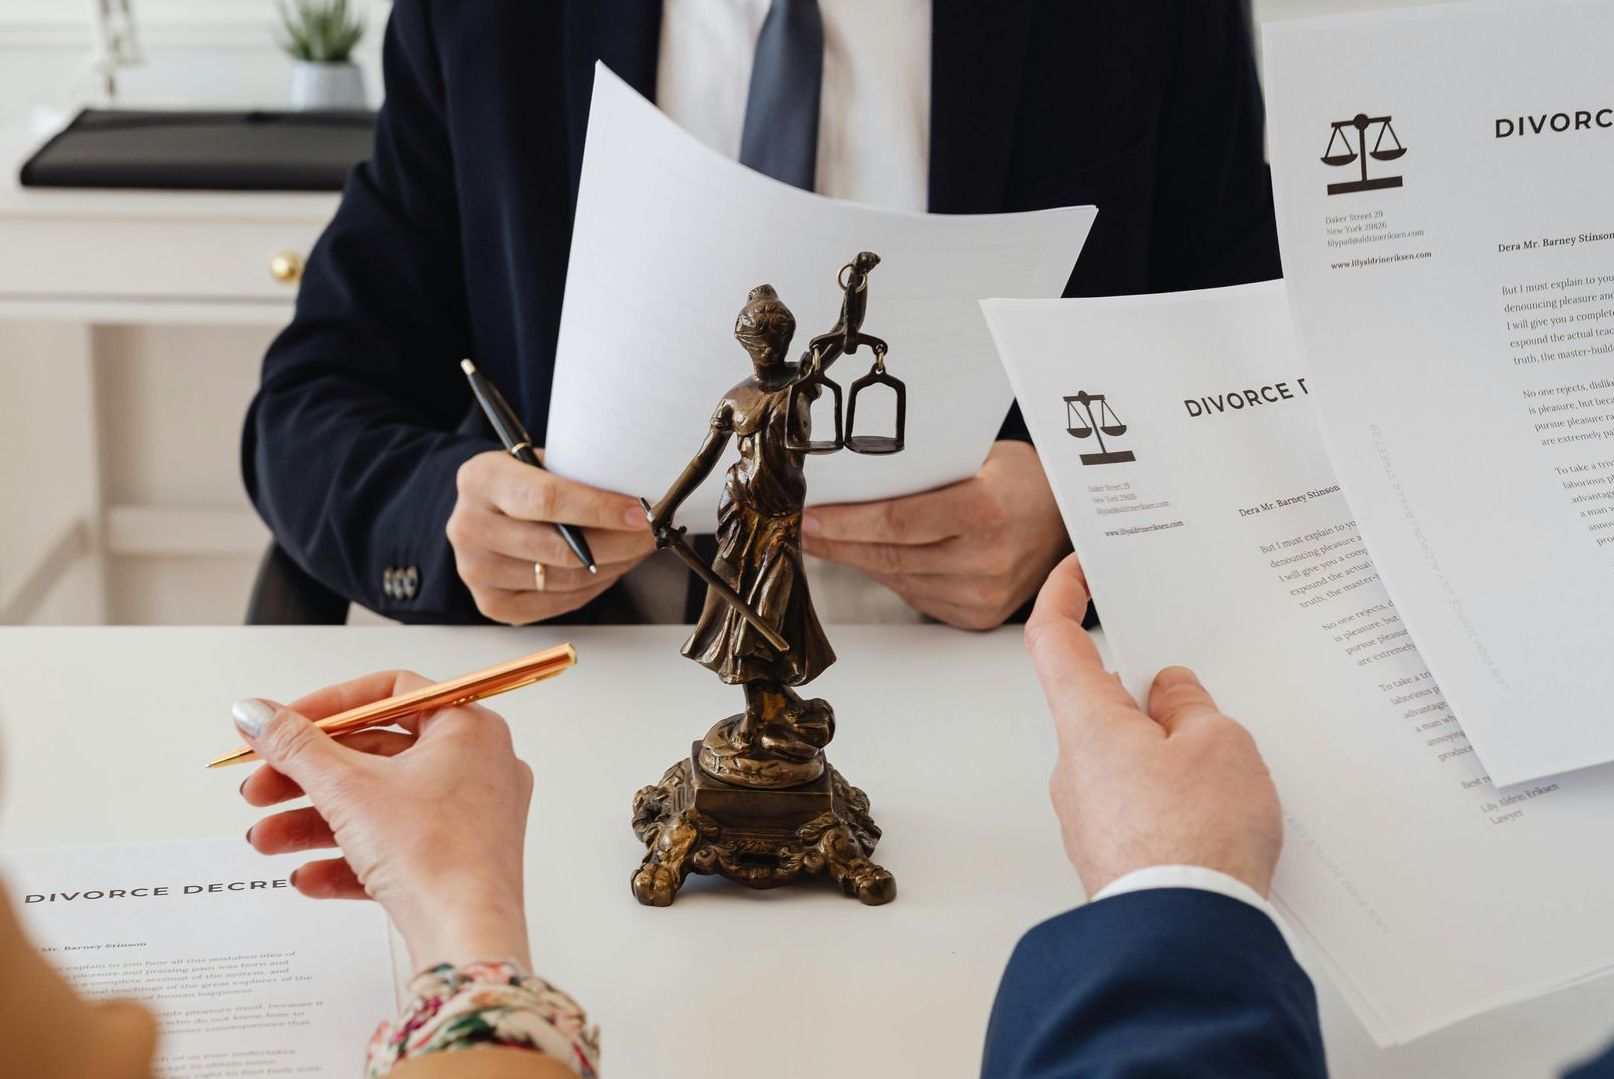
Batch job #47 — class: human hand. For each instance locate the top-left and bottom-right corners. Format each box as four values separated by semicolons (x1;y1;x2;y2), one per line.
448;450;656;624
801;440;1070;630
233;672;535;970
1025;555;1284;897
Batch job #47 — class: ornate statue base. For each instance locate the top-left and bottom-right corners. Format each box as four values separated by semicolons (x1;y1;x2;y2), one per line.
631;738;896;907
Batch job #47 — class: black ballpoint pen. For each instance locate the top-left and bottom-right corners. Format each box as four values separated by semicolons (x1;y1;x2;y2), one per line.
460;358;598;574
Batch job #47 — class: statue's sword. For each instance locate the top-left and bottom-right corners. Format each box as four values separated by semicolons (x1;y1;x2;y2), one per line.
639;498;790;652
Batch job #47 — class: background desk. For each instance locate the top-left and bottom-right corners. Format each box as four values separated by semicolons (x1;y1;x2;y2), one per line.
0;126;333;626
0;624;1609;1078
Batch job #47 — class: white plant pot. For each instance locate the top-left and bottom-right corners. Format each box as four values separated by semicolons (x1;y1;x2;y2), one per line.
288;60;366;111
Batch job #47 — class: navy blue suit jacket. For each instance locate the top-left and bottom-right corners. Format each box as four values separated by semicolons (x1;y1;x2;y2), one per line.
983;888;1614;1077
244;0;1279;622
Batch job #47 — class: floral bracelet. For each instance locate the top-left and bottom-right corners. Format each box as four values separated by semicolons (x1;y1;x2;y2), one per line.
366;960;600;1078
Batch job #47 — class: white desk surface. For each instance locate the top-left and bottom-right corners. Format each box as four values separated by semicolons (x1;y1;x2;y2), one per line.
0;625;1609;1078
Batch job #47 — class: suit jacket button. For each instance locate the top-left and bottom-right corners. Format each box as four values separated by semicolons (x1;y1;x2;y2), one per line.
403;567;419;599
383;567;397;599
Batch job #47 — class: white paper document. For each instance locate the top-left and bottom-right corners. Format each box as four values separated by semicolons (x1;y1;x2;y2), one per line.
543;65;1094;520
1;839;396;1077
983;282;1614;1044
1264;2;1614;785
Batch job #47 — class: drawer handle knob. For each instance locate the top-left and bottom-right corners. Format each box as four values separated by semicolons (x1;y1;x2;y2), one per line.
269;251;305;285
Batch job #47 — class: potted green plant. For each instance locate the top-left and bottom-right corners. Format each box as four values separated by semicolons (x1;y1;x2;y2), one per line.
276;0;366;111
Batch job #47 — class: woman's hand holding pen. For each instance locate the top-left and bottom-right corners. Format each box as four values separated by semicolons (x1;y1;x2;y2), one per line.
233;671;536;971
447;450;655;624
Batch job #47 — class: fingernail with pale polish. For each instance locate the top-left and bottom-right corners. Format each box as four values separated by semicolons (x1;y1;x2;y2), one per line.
1155;667;1203;690
626;505;647;528
802;513;821;537
231;698;275;740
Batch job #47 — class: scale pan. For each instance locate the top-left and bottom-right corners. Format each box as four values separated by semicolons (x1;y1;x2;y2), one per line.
1320;152;1357;166
1370;147;1406;161
845;434;901;455
786;371;845;454
1100;424;1127;437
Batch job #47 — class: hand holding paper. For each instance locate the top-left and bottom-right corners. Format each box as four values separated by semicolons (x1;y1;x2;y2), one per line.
447;450;653;624
984;281;1614;1044
1027;556;1283;898
804;440;1070;629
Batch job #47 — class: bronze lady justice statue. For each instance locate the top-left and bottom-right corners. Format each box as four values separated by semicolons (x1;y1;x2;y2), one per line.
631;252;903;907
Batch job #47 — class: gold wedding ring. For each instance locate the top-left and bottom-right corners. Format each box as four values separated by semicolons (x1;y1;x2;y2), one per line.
533;562;547;592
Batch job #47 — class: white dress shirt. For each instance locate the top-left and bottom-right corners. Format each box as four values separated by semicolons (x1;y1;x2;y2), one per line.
656;0;932;211
1091;865;1279;926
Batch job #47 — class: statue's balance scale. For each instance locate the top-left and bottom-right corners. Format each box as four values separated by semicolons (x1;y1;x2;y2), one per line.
631;253;907;906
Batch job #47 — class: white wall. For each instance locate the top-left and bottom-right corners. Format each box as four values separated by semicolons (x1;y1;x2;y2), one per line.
0;0;1458;625
0;323;103;623
0;0;387;130
95;325;279;624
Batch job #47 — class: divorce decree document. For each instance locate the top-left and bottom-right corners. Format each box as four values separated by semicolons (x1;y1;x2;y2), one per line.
1265;2;1614;785
1;839;396;1077
983;282;1614;1044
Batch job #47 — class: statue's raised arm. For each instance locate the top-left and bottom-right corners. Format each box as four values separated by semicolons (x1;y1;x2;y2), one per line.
787;253;904;455
806;250;887;368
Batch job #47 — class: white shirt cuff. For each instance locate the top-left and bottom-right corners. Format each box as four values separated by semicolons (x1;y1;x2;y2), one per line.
1089;864;1281;927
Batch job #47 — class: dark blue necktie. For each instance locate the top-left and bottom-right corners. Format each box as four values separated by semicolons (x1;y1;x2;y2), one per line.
739;0;824;191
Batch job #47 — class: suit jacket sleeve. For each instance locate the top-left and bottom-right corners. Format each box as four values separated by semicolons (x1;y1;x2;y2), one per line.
981;889;1326;1078
242;0;498;622
1567;1043;1614;1077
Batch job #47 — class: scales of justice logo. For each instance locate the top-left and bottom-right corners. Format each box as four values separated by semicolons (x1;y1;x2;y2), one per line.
1064;391;1135;466
1321;112;1407;195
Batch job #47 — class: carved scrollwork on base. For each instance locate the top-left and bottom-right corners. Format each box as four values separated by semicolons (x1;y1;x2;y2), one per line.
631;754;895;907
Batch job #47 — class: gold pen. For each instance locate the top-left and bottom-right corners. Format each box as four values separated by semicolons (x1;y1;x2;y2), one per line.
207;643;577;768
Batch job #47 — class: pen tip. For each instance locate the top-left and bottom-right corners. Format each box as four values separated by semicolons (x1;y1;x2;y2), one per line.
460;358;476;375
588;565;598;574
